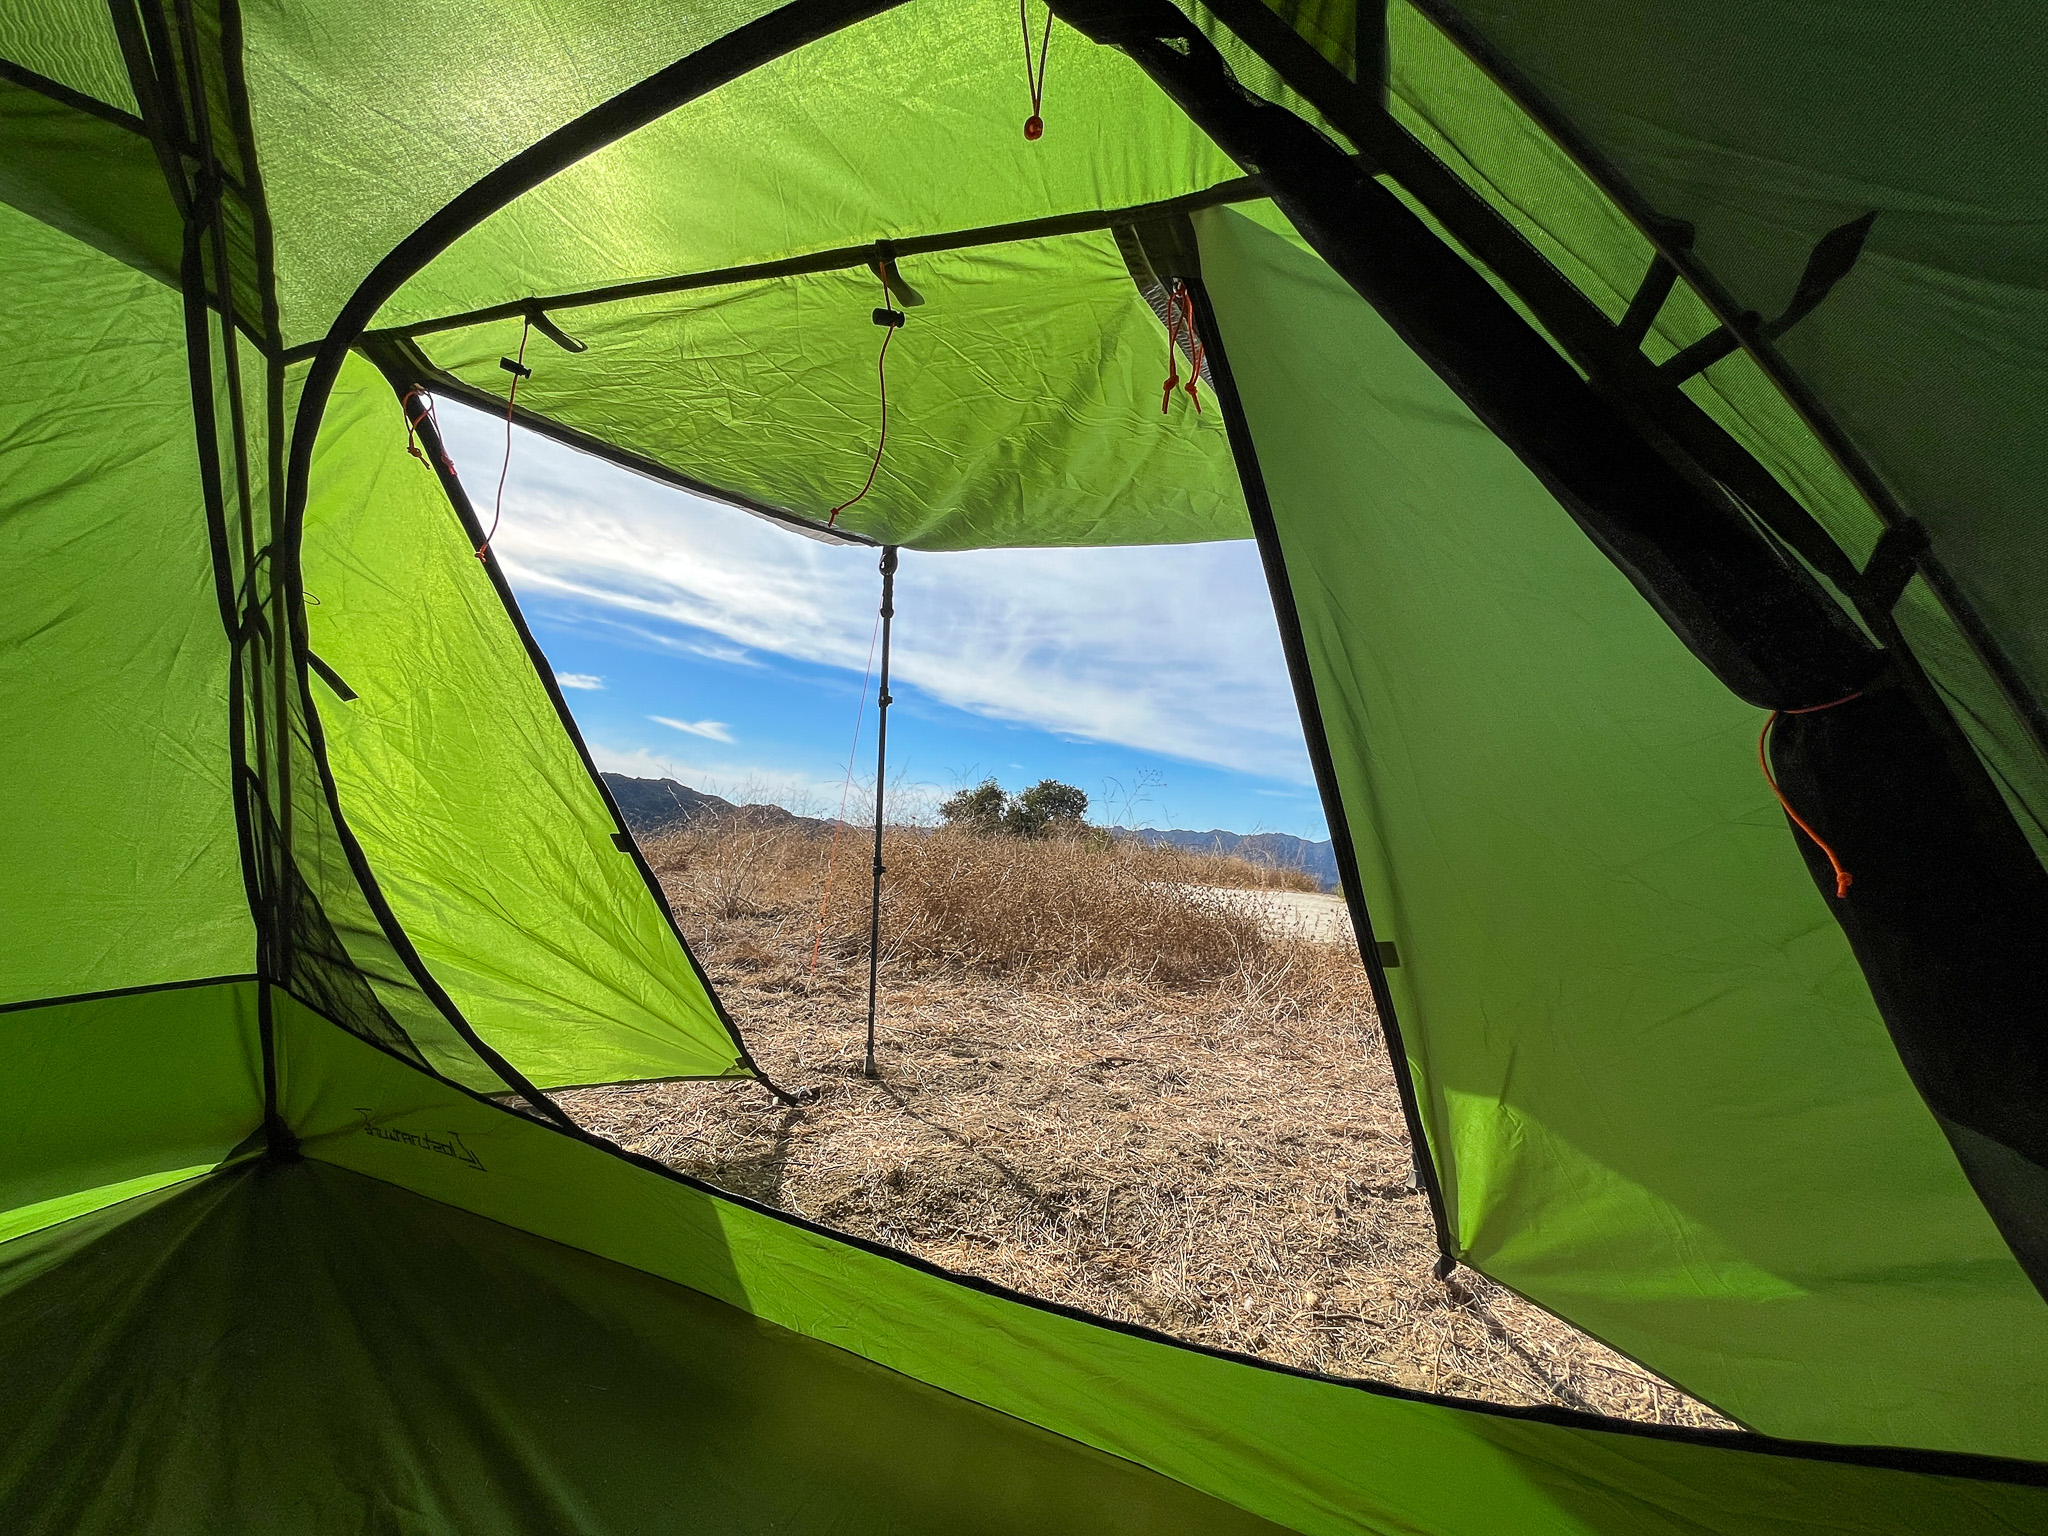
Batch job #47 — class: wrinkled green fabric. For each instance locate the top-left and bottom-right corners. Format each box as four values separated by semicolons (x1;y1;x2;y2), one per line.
0;1151;1287;1535
243;0;790;346
0;73;177;283
1440;0;2047;670
0;204;253;1005
1195;202;2048;1459
302;354;746;1088
270;1005;2048;1535
0;982;258;1227
415;229;1247;549
1379;0;2048;853
0;0;135;112
375;0;1238;334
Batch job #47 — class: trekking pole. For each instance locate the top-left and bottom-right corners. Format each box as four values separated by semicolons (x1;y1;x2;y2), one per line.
865;546;899;1077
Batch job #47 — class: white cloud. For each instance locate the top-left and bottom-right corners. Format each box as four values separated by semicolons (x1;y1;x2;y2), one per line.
650;715;734;743
438;404;1313;785
555;672;604;690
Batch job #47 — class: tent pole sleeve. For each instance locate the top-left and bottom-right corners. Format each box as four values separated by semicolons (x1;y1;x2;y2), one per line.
865;547;899;1079
1185;274;1458;1266
356;175;1268;353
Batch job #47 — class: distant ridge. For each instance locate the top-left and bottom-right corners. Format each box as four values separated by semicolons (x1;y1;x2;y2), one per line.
1118;826;1337;891
601;773;831;837
603;773;1337;888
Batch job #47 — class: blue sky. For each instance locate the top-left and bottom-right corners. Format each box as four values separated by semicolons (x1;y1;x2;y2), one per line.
437;401;1327;839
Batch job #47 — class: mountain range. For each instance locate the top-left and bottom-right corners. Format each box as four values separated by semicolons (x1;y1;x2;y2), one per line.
601;773;1337;889
601;773;830;837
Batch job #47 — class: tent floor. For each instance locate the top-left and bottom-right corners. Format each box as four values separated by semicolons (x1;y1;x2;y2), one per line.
0;1158;1287;1534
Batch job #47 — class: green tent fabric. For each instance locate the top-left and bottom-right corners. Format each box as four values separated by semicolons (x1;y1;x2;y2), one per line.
1407;1;2048;743
4;0;2047;1527
1193;200;2048;1454
302;354;752;1088
0;204;252;1006
368;0;1243;337
13;993;2035;1536
402;229;1249;548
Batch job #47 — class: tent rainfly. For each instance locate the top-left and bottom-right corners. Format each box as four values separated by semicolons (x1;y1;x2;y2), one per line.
3;0;2046;1530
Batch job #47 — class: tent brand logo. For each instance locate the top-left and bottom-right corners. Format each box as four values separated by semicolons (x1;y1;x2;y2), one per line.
353;1111;486;1171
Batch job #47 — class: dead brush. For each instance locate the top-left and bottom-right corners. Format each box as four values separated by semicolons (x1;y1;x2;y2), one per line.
873;828;1274;987
644;816;1339;1009
641;812;821;927
1125;840;1323;893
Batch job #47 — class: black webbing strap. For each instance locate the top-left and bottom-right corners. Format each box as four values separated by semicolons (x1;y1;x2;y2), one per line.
1615;254;1680;351
1767;211;1878;340
1853;518;1931;615
1655;212;1876;385
526;307;587;353
306;650;358;702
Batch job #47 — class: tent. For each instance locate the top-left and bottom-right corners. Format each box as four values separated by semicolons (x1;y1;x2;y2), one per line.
3;0;2045;1527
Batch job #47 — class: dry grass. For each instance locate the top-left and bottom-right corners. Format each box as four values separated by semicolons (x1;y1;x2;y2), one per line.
1133;842;1324;893
565;816;1732;1429
648;817;1335;994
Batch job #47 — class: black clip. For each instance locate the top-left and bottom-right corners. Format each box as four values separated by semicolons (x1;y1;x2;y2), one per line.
871;238;924;309
499;355;533;379
872;307;906;329
1854;517;1930;614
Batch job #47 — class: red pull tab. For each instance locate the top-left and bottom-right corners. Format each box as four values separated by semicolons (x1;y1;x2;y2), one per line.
1020;0;1050;140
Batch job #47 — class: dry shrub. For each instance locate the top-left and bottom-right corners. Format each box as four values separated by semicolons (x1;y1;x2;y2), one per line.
1125;841;1323;893
640;812;822;923
879;829;1269;987
643;817;1347;1012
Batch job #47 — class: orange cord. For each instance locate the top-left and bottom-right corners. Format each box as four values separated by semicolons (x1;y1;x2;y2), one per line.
1019;0;1051;139
811;610;884;975
1177;282;1205;414
1160;281;1204;414
1758;690;1864;898
478;317;531;560
828;272;895;527
401;388;455;477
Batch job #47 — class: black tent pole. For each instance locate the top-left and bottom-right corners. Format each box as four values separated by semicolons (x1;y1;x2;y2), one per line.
865;546;900;1078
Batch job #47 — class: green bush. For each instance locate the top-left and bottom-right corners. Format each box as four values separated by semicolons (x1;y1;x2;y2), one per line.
939;776;1089;839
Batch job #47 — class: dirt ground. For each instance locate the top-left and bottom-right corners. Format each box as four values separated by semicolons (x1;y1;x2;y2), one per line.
559;834;1733;1428
1165;882;1355;944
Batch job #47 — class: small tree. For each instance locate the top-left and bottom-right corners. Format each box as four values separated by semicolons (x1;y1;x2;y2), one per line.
939;777;1010;835
1005;779;1089;839
939;776;1090;838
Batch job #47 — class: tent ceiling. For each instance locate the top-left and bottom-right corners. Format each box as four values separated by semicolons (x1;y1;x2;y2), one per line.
0;4;136;113
376;0;1243;337
401;225;1249;549
242;0;803;345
